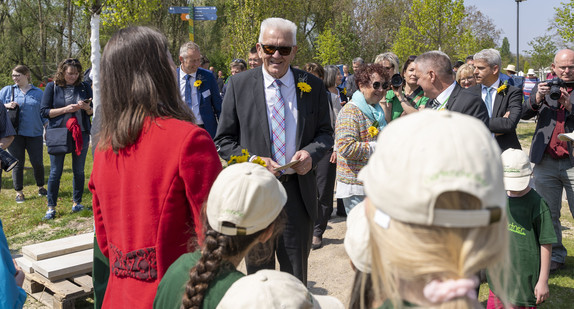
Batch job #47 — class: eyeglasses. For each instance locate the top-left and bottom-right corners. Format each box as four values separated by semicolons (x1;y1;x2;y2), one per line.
382;66;394;71
11;74;21;78
460;76;475;82
260;44;293;56
372;81;389;90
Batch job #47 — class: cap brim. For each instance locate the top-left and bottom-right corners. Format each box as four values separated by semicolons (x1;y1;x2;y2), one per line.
503;175;530;191
558;133;574;142
312;295;344;309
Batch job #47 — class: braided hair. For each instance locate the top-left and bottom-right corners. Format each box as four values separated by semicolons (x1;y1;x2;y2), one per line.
180;211;286;309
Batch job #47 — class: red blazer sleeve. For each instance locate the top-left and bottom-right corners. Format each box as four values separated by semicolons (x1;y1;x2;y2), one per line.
180;128;222;245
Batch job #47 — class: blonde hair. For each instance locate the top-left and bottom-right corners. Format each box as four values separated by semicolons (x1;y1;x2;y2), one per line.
366;192;509;309
455;64;475;84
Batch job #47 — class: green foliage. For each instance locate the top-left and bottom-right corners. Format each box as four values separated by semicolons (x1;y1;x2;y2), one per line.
314;22;343;66
525;35;557;70
499;37;513;66
100;0;161;28
554;0;574;45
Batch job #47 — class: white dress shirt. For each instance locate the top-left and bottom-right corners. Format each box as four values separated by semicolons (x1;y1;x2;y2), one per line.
179;67;203;125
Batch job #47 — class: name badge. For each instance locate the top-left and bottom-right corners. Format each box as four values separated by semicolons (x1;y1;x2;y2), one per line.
202;89;211;98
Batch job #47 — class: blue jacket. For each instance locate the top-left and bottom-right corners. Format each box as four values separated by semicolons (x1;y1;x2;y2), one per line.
177;67;222;138
0;85;46;137
0;219;27;308
40;81;92;131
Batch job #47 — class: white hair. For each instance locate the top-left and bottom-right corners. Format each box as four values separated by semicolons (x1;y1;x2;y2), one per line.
474;48;502;69
258;17;297;45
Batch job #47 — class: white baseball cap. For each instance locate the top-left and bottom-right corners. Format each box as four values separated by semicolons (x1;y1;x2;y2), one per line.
358;110;505;228
501;148;532;191
558;132;574;142
206;163;287;235
216;270;345;309
344;202;371;273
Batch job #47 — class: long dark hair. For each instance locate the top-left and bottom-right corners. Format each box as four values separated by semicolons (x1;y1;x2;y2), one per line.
181;211;286;309
99;26;195;152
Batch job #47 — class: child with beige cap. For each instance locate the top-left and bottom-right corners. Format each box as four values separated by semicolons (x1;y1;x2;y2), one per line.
217;269;344;309
357;110;510;308
153;163;287;309
487;149;556;308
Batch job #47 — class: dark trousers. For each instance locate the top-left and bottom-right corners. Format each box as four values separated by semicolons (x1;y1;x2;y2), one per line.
8;135;45;191
246;176;313;285
313;150;336;237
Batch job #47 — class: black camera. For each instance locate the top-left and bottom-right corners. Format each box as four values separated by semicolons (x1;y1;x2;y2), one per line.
0;148;18;172
391;73;404;88
547;78;566;101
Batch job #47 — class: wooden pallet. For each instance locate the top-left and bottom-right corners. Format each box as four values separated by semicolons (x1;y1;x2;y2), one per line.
23;271;93;309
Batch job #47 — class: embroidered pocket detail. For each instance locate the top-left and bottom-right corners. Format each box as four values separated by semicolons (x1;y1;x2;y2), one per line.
110;243;158;281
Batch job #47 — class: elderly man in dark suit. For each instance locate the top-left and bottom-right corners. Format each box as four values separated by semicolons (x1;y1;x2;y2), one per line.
177;42;222;138
415;51;489;126
470;48;522;151
522;49;574;272
214;17;333;285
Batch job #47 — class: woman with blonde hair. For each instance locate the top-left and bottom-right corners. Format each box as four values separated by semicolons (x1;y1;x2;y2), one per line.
358;110;509;308
456;64;477;89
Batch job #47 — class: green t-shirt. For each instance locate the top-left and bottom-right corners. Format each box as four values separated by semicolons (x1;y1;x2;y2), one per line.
153;251;244;309
488;189;557;306
386;88;429;120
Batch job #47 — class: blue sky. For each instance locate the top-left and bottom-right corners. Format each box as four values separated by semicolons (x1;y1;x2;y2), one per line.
464;0;559;52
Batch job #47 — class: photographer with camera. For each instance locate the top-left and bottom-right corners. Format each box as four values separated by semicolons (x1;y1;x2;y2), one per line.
381;55;429;121
522;49;574;272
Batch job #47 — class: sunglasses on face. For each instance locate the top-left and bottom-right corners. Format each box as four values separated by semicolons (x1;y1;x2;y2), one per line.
64;58;80;65
260;44;293;56
372;81;389;90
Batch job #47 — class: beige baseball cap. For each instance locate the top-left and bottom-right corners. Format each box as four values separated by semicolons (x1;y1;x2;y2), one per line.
501;148;532;191
344;202;371;273
206;163;287;236
216;270;345;309
558;132;574;142
358;110;505;228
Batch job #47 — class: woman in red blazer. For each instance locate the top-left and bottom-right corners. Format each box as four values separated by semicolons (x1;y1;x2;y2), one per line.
89;26;221;308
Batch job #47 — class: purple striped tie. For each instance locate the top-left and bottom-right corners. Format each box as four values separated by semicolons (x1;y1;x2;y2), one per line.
270;80;286;166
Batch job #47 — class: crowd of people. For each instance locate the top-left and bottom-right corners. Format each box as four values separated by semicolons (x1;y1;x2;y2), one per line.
0;15;573;309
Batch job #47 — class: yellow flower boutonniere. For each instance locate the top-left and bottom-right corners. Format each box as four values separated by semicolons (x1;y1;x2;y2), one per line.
342;87;347;96
368;121;380;138
497;80;508;94
194;79;202;88
227;149;267;168
297;74;312;98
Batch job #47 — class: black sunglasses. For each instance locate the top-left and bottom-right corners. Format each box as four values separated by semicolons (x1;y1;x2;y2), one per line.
260;44;293;56
372;81;389;90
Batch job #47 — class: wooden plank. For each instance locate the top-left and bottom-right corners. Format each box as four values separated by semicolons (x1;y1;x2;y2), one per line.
33;249;93;281
22;233;93;261
71;274;93;292
51;279;84;300
15;256;35;273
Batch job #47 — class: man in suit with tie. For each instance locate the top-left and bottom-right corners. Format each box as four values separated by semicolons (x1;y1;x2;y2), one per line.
471;48;523;151
415;50;489;126
177;42;222;138
214;17;333;285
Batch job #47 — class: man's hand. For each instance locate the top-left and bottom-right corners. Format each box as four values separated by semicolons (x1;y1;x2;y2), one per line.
534;280;549;304
558;88;572;112
291;150;312;175
535;82;550;104
329;151;337;164
259;156;281;177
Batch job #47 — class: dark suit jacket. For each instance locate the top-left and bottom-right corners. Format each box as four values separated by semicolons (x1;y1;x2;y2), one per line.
40;81;93;131
469;84;523;151
214;67;334;221
522;83;574;164
177;67;222;138
446;83;489;127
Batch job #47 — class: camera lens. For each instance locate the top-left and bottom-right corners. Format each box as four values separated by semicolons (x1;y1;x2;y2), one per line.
391;73;403;88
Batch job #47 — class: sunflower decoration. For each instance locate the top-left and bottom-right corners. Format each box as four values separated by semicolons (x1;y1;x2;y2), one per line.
297;74;312;98
368;121;380;138
497;80;508;95
342;87;347;96
227;149;267;168
194;79;202;88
